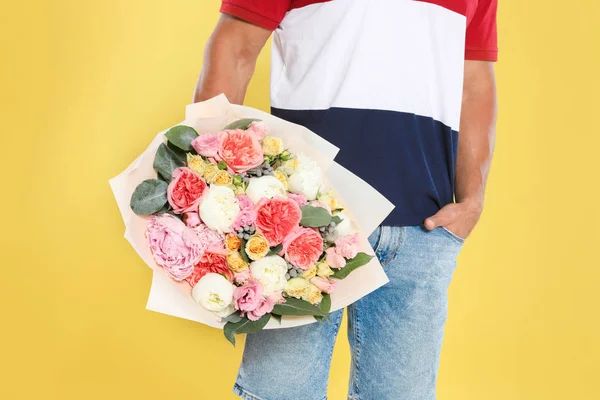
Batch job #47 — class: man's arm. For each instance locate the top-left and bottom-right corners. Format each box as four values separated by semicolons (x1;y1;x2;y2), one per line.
424;60;498;239
193;14;271;104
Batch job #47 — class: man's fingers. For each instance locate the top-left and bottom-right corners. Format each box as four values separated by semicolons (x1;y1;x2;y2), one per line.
424;206;457;230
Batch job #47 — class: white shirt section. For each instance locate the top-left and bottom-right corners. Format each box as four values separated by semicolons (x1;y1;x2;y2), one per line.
270;0;467;131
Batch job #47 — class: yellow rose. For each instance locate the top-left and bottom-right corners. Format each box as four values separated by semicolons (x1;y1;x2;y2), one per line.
302;264;317;279
316;261;334;278
186;154;207;176
279;158;299;175
245;234;270;261
302;283;323;305
226;235;242;252
274;169;289;190
318;189;343;211
284;277;310;299
227;251;248;273
203;163;220;182
211;170;233;186
262;136;285;156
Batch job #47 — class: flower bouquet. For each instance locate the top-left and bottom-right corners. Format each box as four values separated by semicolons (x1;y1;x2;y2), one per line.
109;95;394;345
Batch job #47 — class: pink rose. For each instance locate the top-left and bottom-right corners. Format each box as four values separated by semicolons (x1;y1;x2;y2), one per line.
191;133;220;157
335;234;360;259
193;223;225;253
145;214;205;281
282;227;324;270
167;167;207;214
233;279;263;313
233;194;257;231
185;252;232;287
247;295;275;321
326;247;346;269
310;200;332;214
288;193;308;207
310;276;336;294
216;129;264;174
255;197;302;246
247;121;269;141
234;268;251;285
183;211;201;228
268;291;286;304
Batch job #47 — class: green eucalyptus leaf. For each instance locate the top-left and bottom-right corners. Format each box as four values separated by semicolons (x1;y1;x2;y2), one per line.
267;244;283;256
167;140;189;162
129;179;168;215
223;118;262;130
223;313;271;346
240;239;251;263
300;205;333;227
319;293;331;315
331;215;343;225
222;311;243;324
164;125;199;151
331;252;374;279
272;297;325;317
154;143;185;182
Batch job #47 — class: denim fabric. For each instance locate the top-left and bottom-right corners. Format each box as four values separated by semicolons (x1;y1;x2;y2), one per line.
233;225;464;400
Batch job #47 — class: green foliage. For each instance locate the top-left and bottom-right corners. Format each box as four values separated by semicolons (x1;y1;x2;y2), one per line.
223;313;271;346
223;118;262;130
154;143;185;182
300;205;333;227
129;179;168;215
331;252;374;279
164;125;198;151
272;297;326;317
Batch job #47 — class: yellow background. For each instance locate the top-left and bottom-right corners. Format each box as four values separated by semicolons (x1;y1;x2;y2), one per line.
1;1;598;399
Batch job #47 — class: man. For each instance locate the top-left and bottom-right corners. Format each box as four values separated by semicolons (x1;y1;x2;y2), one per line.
194;1;498;399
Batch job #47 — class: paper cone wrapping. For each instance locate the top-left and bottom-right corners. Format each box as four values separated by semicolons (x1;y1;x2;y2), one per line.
109;94;394;329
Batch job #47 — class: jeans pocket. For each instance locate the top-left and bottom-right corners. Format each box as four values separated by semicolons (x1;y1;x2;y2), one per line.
374;226;402;268
439;226;466;245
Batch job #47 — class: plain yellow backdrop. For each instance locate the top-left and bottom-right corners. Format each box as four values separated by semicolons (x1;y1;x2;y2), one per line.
1;0;599;399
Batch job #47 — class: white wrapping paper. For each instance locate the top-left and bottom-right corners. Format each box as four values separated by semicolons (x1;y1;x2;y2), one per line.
109;94;395;329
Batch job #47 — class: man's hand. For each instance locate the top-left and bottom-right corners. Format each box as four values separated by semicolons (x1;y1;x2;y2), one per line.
424;201;483;240
425;60;497;240
193;14;271;104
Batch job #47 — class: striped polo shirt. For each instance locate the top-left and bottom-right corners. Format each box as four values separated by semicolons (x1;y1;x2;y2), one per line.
220;0;498;226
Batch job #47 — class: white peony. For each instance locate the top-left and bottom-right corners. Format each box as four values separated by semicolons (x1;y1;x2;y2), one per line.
287;154;323;201
245;175;288;204
199;185;240;233
334;211;356;237
249;255;288;296
192;273;235;316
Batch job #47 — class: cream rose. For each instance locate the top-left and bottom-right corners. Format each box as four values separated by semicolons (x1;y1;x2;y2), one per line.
245;175;288;204
249;255;288;296
334;211;356;237
199;185;240;233
191;273;235;316
261;136;285;156
287;154;323;201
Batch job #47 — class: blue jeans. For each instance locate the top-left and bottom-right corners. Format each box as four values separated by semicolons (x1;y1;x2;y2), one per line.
233;225;464;400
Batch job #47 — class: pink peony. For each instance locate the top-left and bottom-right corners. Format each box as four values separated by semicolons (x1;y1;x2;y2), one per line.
233;279;263;313
167;167;207;214
183;211;201;228
282;227;324;270
232;194;257;231
185;252;232;287
247;295;275;321
288;193;308;207
335;234;360;259
255;197;302;246
193;223;225;253
145;214;205;281
234;268;251;285
310;276;337;294
191;133;220;157
247;121;269;141
216;129;264;174
326;247;346;269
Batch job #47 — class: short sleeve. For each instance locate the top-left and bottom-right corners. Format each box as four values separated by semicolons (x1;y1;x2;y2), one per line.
220;1;292;31
465;0;498;61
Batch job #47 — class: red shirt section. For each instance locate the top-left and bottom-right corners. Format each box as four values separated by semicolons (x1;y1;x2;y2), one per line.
220;0;497;61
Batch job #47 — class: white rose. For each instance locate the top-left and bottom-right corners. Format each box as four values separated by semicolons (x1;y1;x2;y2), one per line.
249;255;288;296
335;211;356;237
287;154;323;201
245;175;288;204
199;185;240;233
192;273;235;315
